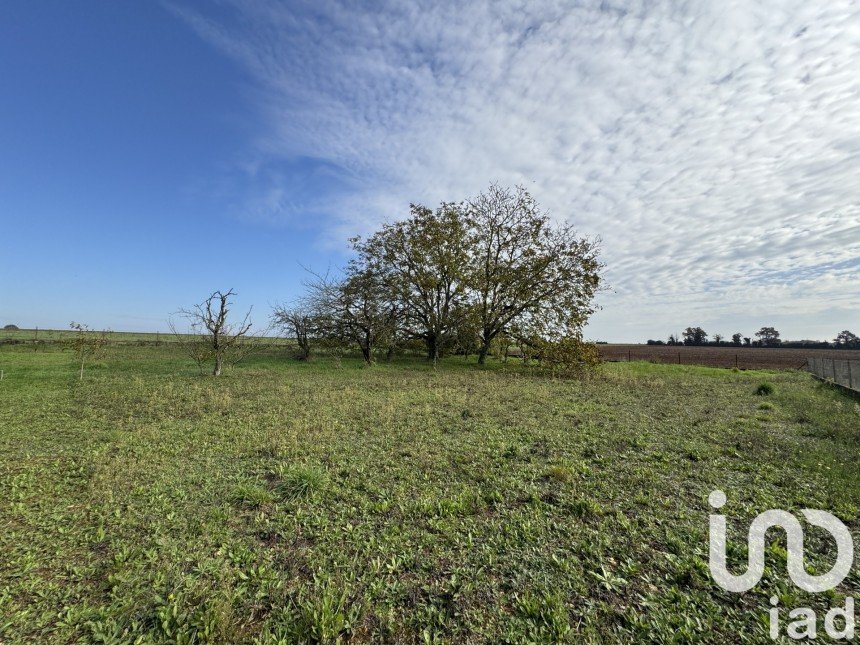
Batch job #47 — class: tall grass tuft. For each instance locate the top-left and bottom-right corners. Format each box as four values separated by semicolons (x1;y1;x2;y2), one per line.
273;464;328;500
755;382;775;396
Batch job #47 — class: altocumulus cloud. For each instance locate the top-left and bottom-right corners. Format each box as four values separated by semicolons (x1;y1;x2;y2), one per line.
170;0;860;341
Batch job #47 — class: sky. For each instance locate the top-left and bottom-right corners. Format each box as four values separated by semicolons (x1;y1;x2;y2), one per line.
1;1;858;342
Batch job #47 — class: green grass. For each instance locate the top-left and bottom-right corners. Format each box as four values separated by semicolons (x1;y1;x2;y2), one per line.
754;381;776;396
1;328;287;347
1;344;858;642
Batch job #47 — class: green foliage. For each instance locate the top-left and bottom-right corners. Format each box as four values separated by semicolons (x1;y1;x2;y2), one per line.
67;321;110;380
346;185;603;365
292;579;360;642
755;381;775;396
682;326;708;346
755;326;781;347
532;335;601;378
272;464;328;500
514;590;571;641
353;202;471;363
834;330;860;348
467;184;603;363
230;482;274;508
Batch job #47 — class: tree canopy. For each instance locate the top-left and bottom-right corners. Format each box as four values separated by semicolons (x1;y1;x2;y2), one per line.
291;185;604;366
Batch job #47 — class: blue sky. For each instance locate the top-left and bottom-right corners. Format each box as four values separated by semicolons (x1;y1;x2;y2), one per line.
1;1;858;342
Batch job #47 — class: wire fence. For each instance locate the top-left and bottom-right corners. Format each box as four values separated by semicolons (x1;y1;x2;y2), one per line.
808;357;860;393
597;346;817;370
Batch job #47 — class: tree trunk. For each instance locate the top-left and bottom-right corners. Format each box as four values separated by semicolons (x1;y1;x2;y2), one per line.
80;359;85;381
386;345;395;362
213;353;223;376
361;331;372;365
299;337;310;360
477;330;495;365
427;335;439;365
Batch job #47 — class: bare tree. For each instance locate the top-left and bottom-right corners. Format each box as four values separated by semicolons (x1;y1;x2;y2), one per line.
170;289;253;376
271;305;319;360
303;263;398;365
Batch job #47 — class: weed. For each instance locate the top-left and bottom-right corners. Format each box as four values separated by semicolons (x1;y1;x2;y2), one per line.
755;381;775;396
544;465;572;483
231;482;274;508
273;464;328;500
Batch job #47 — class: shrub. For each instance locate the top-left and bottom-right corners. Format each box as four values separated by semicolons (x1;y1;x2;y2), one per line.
755;382;775;396
530;336;601;378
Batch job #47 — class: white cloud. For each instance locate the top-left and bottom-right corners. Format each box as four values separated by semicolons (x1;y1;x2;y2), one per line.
170;0;860;341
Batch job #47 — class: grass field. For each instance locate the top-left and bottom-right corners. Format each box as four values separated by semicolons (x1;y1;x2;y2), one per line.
1;343;859;642
1;328;284;346
5;330;857;372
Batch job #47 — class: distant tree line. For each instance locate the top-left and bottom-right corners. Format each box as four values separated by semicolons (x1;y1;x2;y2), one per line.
647;327;859;349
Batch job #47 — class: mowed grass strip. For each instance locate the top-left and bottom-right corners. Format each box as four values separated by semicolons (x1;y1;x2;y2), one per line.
0;344;858;642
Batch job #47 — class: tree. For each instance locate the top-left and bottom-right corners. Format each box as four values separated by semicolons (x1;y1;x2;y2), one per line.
834;330;860;349
494;332;514;362
3;324;19;331
465;184;602;364
731;332;742;346
171;289;254;376
532;335;600;379
743;337;751;346
68;322;110;380
353;203;470;364
682;327;708;346
302;263;398;365
713;333;723;345
271;305;319;360
667;334;680;346
755;326;781;348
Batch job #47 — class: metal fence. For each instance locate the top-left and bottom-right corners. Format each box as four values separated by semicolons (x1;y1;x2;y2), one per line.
808;357;860;392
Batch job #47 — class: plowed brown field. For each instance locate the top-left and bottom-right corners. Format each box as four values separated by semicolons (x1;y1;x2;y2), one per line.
598;344;858;370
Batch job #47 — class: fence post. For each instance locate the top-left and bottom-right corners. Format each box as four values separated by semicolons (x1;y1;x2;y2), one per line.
735;354;738;369
832;359;838;382
678;351;681;365
849;360;856;390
